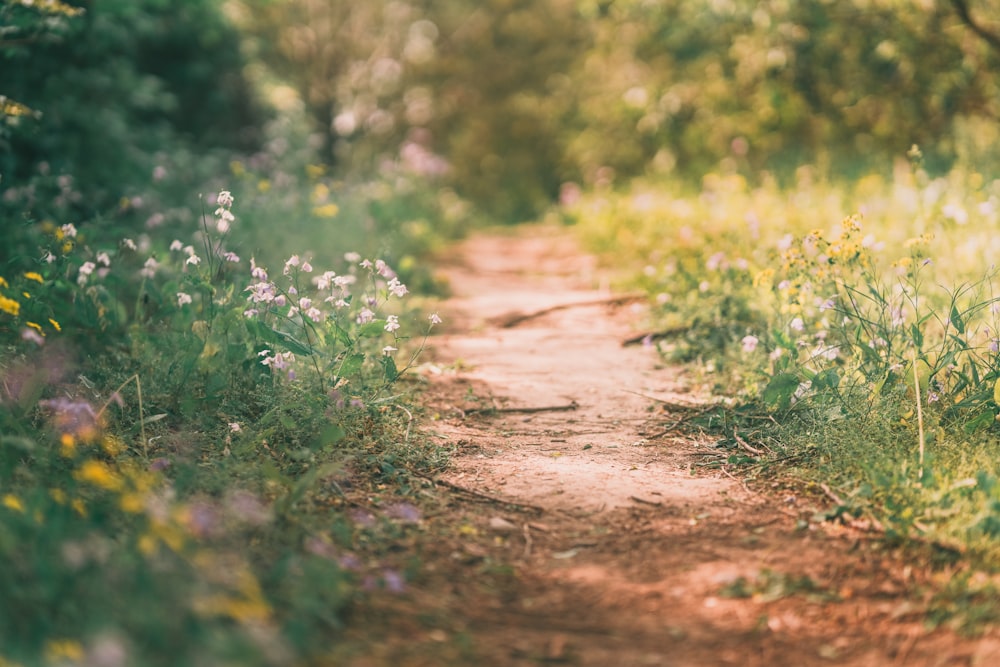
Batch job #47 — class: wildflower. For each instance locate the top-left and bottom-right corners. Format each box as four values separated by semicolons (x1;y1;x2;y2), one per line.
49;318;61;331
2;494;24;512
385;315;400;332
217;190;234;208
170;239;184;251
429;313;442;325
75;460;123;492
177;292;193;306
78;261;96;285
229;422;242;433
306;307;323;322
316;271;337;290
299;297;312;310
0;294;19;316
283;255;301;274
301;260;313;273
789;317;804;332
122;238;137;251
360;259;374;269
741;335;759;353
141;257;158;278
358;308;375;324
61;223;78;238
387;277;408;298
185;254;201;266
382;345;398;356
223;251;240;263
274;294;287;307
345;251;361;263
24;271;43;283
21;327;44;345
251;258;268;281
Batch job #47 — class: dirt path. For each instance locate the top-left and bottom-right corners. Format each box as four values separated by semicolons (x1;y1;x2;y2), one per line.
349;225;1000;666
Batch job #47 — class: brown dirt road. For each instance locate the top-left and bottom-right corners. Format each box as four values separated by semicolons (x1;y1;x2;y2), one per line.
344;225;1000;666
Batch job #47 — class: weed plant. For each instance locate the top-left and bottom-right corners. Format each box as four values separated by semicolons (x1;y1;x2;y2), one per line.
0;187;444;665
572;156;1000;628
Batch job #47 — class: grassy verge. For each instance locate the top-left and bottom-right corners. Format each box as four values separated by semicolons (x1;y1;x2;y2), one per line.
570;157;1000;632
0;104;468;664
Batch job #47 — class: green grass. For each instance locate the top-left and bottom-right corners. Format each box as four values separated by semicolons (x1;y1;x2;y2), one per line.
571;159;1000;631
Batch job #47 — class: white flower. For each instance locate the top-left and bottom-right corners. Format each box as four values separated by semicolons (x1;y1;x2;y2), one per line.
741;335;759;353
170;239;184;252
382;345;398;356
283;255;300;274
316;271;337;290
301;261;313;273
387;278;408;298
306;307;323;322
429;313;442;325
229;422;242;433
61;223;78;238
385;315;400;332
141;257;159;278
251;258;268;281
122;238;137;251
177;292;193;306
223;251;240;263
358;308;375;324
185;254;201;266
217;190;234;208
299;297;312;310
77;261;96;285
344;252;361;263
789;317;804;332
96;251;111;267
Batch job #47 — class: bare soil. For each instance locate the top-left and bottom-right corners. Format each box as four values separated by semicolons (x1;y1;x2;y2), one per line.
339;225;1000;666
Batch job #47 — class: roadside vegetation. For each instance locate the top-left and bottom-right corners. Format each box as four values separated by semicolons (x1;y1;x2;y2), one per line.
7;0;1000;662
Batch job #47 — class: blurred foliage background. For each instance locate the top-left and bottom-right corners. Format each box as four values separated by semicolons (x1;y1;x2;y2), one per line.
4;0;1000;233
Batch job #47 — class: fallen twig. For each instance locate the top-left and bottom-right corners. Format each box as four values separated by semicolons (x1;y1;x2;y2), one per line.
466;401;579;416
734;433;767;456
621;326;689;347
493;292;646;328
430;477;546;513
629;495;662;507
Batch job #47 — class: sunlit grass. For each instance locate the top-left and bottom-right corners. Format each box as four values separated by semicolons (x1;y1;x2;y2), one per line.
571;158;1000;628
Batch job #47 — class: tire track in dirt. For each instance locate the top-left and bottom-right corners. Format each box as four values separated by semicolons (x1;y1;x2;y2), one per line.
411;225;999;667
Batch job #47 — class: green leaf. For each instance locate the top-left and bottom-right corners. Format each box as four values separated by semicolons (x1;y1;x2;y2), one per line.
337;353;365;379
950;305;965;334
382;355;399;382
762;372;801;410
992;377;1000;406
245;319;313;356
358;320;386;338
909;323;923;349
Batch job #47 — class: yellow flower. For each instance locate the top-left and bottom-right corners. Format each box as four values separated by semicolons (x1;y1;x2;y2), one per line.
0;295;18;316
62;241;73;254
71;498;87;517
49;318;61;331
119;492;144;514
26;322;43;335
230;160;246;176
101;434;125;456
312;203;340;218
44;640;84;663
60;433;76;458
305;164;326;179
24;272;43;283
74;460;123;492
0;276;7;288
257;179;271;193
50;488;67;504
2;495;24;513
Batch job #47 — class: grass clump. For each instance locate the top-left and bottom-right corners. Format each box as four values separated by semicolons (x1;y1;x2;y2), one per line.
0;186;446;665
571;156;1000;629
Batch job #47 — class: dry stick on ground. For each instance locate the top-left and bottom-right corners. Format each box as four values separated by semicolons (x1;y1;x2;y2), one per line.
621;326;690;347
465;401;579;416
493;292;646;328
424;476;546;514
